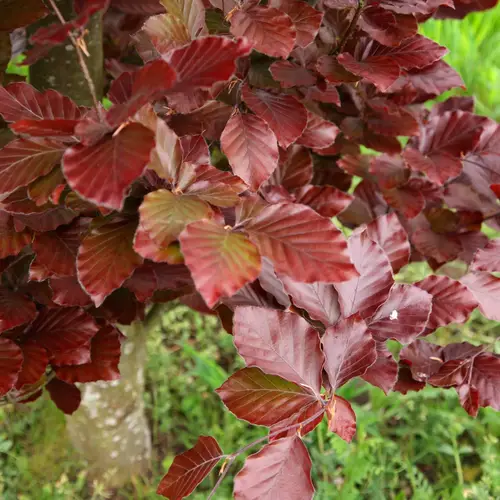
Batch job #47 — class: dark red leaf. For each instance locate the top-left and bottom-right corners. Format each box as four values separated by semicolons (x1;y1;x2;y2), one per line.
269;60;317;88
322;315;377;390
272;0;323;48
245;202;358;283
234;436;314;500
55;325;122;383
337;53;400;92
414;275;478;331
399;340;445;382
412;227;462;263
316;55;361;85
216;367;319;426
221;111;279;191
403;148;461;186
461;272;500;321
470;239;500;272
180;219;262;308
77;217;143;307
157;436;223;500
0;210;32;259
63;123;155;210
46;378;81;415
15;343;48;389
326;395;356;443
10;119;79;138
0;139;65;196
0;288;37;334
0;83;84;123
234;307;324;396
364;213;410;273
0;0;49;31
106;60;177;127
368;283;433;344
269;401;325;440
297;111;340;149
280;275;341;325
361;341;398;394
230;6;296;59
27;307;99;355
295;185;353;218
393;363;426;394
0;338;23;396
167;36;252;89
242;84;307;149
266;146;312;191
335;230;393;318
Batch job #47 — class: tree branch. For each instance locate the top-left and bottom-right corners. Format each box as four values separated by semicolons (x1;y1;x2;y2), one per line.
46;0;104;120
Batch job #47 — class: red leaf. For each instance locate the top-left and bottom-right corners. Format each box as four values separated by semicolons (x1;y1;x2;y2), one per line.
221;111;279;191
242;85;307;149
461;272;500;321
139;190;214;247
269;401;325;440
470;239;500;272
157;436;223;500
55;325;122;384
412;227;462;263
297;111;340;149
273;0;323;48
414;275;478;331
230;6;296;59
180;219;262;308
234;307;324;396
0;210;32;259
337;53;400;92
322;315;377;390
46;378;81;415
106;60;177;127
0;0;49;31
0;338;23;396
0;83;84;123
280;275;341;325
234;436;314;500
315;55;361;85
10;119;80;138
63;123;155;210
16;343;48;389
359;7;417;47
368;283;433;344
458;384;480;417
0;139;65;196
269;60;317;88
368;35;447;70
245;202;357;283
393;364;426;394
50;343;91;367
216;367;319;426
364;213;410;273
77;218;143;307
27;307;99;355
133;225;185;263
295;185;353;218
326;395;356;442
31;219;88;279
167;36;252;89
266;146;313;191
335;230;393;318
167;100;232;140
141;14;191;57
399;340;446;382
361;341;398;394
403;148;461;186
0;288;37;334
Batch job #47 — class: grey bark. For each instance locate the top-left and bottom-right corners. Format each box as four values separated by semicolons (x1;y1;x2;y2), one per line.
28;0;152;489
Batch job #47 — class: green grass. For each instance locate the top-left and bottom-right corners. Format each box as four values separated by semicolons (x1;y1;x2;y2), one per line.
420;5;500;120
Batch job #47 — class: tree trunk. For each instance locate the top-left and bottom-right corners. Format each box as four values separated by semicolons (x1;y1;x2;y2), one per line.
66;322;152;488
29;1;152;489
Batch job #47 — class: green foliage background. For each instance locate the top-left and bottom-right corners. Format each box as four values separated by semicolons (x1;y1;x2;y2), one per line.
1;6;500;499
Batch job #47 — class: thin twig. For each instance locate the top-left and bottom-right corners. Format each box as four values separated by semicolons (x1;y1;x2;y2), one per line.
0;372;56;407
336;0;364;55
207;405;327;498
46;0;104;120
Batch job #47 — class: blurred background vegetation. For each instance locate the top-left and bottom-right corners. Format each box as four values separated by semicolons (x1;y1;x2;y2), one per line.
2;5;500;500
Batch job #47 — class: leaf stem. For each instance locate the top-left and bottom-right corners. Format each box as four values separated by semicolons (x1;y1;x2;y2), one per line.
207;405;327;498
46;0;104;121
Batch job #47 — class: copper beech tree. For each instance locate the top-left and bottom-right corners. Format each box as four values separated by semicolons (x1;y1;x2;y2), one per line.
0;0;500;498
